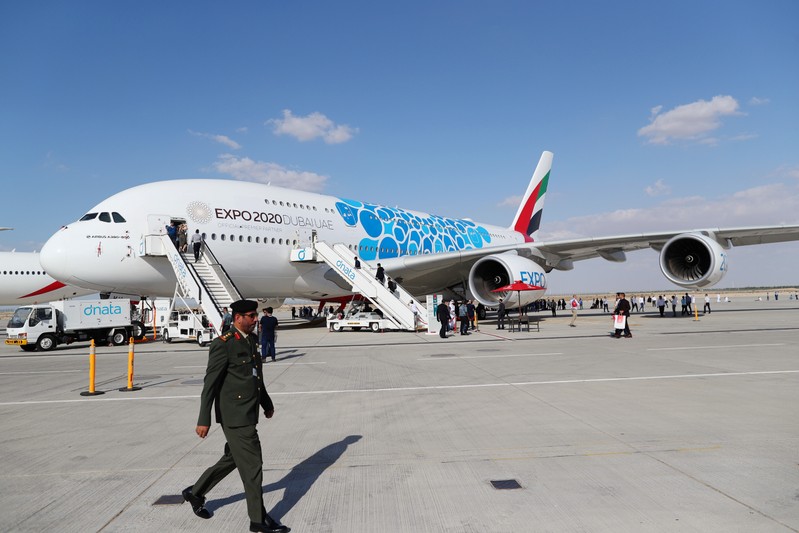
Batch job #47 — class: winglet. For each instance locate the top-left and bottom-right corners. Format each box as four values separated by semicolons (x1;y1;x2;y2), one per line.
510;151;553;242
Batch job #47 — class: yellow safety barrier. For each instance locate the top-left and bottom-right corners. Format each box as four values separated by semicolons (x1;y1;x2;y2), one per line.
119;337;142;392
80;340;105;396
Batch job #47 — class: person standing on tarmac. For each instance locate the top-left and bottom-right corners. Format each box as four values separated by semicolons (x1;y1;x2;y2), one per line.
259;307;278;362
182;299;290;533
436;300;450;338
612;292;632;338
569;294;579;327
458;301;470;335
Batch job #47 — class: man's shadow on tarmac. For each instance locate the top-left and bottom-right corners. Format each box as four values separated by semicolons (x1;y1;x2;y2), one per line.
207;435;362;519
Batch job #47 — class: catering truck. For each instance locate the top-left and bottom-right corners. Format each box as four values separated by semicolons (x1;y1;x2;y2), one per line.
5;299;145;352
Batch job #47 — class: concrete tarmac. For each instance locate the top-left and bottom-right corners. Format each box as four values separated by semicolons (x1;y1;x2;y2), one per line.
1;299;797;532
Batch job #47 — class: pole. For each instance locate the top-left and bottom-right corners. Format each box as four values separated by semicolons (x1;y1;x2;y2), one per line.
152;306;157;340
80;339;105;396
119;337;142;391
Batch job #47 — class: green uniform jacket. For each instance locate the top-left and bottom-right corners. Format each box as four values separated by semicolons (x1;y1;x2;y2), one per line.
197;329;274;427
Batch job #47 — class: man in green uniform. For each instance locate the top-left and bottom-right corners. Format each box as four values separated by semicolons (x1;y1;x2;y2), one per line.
182;299;290;533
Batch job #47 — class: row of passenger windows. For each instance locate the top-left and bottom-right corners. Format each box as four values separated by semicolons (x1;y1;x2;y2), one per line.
263;199;336;214
202;233;418;255
2;271;47;275
79;212;127;223
206;233;300;246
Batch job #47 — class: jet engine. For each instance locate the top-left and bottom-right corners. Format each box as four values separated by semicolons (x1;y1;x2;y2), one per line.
468;254;547;307
659;233;728;288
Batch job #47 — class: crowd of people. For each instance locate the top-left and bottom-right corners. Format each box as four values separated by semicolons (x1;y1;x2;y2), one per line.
435;299;481;338
166;221;204;262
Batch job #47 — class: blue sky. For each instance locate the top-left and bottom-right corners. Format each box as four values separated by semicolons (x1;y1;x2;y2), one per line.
1;0;798;293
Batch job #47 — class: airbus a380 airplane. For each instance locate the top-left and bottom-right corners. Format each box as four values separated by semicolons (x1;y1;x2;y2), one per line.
38;151;799;308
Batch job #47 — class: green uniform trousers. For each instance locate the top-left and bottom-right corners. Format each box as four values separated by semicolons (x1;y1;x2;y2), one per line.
193;424;264;523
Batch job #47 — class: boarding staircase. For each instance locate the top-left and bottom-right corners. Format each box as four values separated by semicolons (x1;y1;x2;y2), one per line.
158;235;242;336
295;241;427;331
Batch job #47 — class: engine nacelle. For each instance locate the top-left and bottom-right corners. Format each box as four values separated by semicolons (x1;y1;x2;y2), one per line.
659;233;728;288
468;254;547;307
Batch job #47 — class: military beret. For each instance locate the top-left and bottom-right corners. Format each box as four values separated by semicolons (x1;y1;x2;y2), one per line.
230;299;258;314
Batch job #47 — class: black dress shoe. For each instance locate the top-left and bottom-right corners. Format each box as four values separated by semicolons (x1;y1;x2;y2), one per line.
182;486;212;519
250;520;290;532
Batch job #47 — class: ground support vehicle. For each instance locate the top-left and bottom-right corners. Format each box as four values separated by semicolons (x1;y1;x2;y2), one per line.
5;299;144;352
162;310;214;346
326;311;395;332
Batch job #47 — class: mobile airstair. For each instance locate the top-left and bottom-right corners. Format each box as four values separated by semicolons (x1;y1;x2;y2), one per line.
292;241;427;331
155;234;242;336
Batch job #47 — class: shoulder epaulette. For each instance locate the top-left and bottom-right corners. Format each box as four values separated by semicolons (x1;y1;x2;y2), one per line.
219;332;234;342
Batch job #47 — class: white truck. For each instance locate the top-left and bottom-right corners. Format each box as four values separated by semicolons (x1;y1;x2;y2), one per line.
326;311;395;332
5;299;145;352
162;310;215;346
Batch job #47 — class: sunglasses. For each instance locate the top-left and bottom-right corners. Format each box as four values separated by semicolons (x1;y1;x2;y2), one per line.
244;312;258;319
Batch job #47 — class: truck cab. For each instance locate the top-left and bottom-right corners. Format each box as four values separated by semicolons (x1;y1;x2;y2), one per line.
6;306;57;351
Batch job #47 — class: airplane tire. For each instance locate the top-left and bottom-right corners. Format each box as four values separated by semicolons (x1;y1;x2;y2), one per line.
36;334;57;352
370;322;380;332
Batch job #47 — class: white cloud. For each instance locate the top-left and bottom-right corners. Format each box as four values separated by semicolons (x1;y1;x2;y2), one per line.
749;97;769;106
540;181;799;241
498;195;523;208
644;179;671;197
268;109;358;144
637;95;742;145
43;151;68;171
212;154;328;192
189;130;242;150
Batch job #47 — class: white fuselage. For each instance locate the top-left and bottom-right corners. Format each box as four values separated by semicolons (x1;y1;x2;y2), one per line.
39;179;526;300
0;251;94;305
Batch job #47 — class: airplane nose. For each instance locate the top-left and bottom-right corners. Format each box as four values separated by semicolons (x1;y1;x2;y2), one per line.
40;227;74;284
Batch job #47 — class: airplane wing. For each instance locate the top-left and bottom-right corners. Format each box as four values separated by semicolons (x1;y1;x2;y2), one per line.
530;224;799;263
381;224;799;294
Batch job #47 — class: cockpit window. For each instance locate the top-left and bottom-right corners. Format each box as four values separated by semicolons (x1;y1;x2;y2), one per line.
112;212;126;223
99;212;111;222
80;213;98;221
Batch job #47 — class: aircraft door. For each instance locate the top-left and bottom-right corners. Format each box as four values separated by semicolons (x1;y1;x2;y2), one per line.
139;214;173;256
147;214;172;235
294;228;316;248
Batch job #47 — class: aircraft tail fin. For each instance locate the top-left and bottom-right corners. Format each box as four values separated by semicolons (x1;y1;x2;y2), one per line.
510;151;553;242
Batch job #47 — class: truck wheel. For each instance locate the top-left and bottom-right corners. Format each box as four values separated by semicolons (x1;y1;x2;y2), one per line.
163;330;172;343
110;330;127;346
370;322;380;332
197;332;207;347
131;320;145;341
332;322;342;332
20;345;37;352
36;334;57;352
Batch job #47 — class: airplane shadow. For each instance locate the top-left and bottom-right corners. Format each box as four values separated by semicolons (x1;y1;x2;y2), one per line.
206;434;362;520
